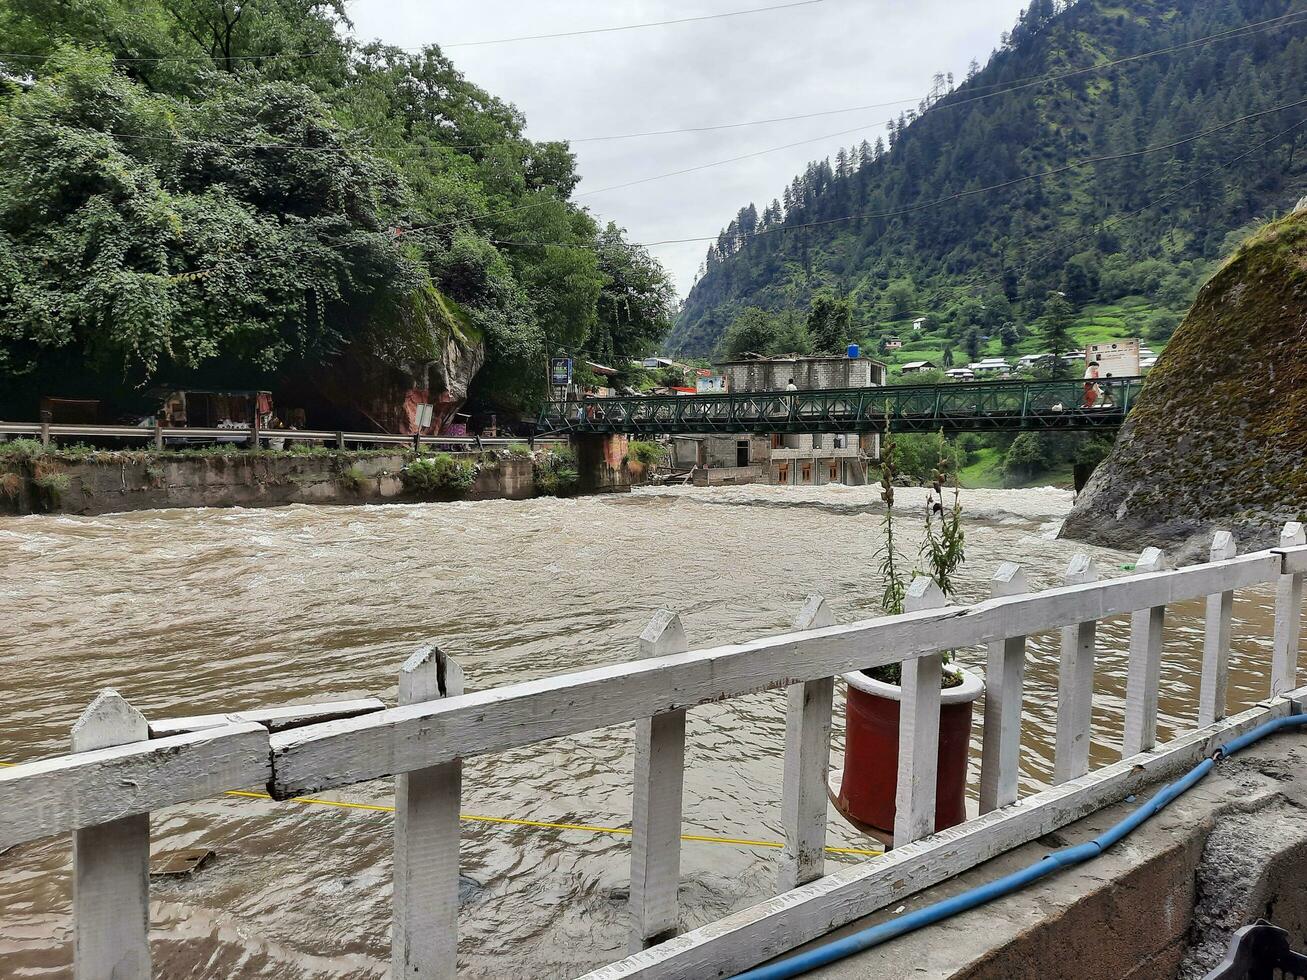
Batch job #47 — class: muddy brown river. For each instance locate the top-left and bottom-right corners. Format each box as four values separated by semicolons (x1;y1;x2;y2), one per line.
0;485;1288;978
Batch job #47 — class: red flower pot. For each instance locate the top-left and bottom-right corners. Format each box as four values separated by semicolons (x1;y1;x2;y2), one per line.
833;666;984;842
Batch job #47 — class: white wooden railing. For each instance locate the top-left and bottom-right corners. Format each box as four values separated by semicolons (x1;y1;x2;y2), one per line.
2;523;1305;980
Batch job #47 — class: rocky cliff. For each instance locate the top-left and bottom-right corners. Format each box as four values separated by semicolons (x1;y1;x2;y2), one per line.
1062;203;1307;561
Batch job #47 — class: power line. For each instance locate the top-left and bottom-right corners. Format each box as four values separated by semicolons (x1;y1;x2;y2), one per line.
0;0;825;64
418;97;1307;252
64;10;1307;158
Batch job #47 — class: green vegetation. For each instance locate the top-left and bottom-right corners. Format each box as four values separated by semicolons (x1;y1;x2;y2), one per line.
626;440;668;467
533;447;579;497
338;464;369;493
669;0;1306;368
400;453;477;496
0;2;676;418
31;469;71;509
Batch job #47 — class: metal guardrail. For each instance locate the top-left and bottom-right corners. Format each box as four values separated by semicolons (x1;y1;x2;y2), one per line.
0;421;564;450
537;377;1146;436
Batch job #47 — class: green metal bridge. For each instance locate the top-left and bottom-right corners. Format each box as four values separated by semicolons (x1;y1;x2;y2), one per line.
536;377;1145;437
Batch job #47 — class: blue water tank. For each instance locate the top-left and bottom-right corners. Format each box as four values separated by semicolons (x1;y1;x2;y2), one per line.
847;343;860;359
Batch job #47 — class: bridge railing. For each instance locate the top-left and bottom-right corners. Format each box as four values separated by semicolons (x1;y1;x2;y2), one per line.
0;420;565;451
537;376;1145;435
2;522;1304;979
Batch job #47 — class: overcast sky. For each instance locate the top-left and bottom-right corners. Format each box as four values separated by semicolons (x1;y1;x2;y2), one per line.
347;0;1030;298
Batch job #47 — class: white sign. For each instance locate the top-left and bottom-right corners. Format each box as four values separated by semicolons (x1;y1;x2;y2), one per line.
696;376;726;393
1084;339;1140;378
415;403;435;430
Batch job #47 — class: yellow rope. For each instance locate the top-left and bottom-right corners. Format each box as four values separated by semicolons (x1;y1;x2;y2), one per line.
1;761;882;857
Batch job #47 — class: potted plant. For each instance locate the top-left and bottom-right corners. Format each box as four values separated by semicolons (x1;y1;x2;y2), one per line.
831;429;984;843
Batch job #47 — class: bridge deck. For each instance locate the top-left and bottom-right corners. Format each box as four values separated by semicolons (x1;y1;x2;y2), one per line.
537;377;1144;436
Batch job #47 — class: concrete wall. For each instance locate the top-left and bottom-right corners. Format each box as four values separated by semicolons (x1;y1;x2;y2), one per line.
0;452;537;516
716;357;884;393
798;734;1307;980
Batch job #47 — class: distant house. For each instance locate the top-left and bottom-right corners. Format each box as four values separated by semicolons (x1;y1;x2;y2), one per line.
945;368;975;380
884;337;904;351
1017;353;1051;368
912;317;927;331
969;357;1012;375
900;360;936;374
641;357;690;372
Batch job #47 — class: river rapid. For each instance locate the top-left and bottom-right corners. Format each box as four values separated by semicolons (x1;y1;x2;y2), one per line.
0;484;1285;978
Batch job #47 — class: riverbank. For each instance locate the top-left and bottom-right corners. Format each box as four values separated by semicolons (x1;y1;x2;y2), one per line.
0;444;545;515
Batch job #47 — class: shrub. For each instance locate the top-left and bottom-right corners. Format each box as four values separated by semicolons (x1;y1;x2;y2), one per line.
0;438;46;461
627;440;667;467
401;453;477;496
32;470;71;509
506;443;532;457
339;465;369;493
1;471;21;499
534;447;579;496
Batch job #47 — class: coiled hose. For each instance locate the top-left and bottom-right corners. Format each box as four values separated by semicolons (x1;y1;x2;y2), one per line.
733;712;1307;980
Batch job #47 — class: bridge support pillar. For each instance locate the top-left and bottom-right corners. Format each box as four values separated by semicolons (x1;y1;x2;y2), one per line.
572;433;632;494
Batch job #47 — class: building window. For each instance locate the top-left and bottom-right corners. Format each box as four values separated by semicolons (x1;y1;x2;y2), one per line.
801;462;812;483
777;463;789;483
829;463;838;481
771;434;782;449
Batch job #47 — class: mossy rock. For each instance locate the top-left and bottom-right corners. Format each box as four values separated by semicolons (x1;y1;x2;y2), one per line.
1062;205;1307;560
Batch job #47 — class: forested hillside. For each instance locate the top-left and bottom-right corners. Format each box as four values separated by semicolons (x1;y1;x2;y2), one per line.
0;1;675;421
668;0;1307;359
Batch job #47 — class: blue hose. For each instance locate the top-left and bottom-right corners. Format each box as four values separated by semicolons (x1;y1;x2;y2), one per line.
732;712;1307;980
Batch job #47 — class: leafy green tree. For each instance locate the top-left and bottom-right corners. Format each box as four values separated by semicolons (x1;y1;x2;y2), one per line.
806;292;853;354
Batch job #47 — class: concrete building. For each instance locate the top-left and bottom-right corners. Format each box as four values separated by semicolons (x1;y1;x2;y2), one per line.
901;360;936;375
682;355;888;487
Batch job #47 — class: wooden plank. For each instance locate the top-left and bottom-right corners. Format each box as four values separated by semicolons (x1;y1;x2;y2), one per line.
778;596;836;893
1198;531;1238;727
392;646;464;980
147;698;385;737
1054;555;1098;785
71;691;151;980
578;693;1304;980
979;563;1028;813
0;722;270;851
894;578;947;849
1272;522;1307;698
1123;548;1169;757
630;611;689;951
269;551;1284;798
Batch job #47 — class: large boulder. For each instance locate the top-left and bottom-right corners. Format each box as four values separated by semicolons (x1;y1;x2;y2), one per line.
1061;208;1307;561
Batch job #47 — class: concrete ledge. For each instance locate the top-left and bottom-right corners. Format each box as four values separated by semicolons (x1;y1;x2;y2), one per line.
793;732;1307;979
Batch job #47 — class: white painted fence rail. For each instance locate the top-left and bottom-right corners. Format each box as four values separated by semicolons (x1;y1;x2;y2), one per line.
2;528;1305;980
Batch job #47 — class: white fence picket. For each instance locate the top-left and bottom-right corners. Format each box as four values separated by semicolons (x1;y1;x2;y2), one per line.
1054;555;1098;784
71;691;151;980
1199;531;1237;727
1123;548;1169;757
980;563;1028;813
778;595;836;892
1273;522;1307;698
392;645;465;980
629;611;689;951
894;578;947;849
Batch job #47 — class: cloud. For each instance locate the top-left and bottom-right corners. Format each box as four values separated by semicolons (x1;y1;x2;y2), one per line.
348;0;1028;296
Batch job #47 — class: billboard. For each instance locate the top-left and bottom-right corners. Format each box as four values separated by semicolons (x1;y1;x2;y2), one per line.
1084;339;1140;378
549;357;573;387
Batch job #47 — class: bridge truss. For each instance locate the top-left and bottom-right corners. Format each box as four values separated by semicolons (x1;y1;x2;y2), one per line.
537;377;1145;437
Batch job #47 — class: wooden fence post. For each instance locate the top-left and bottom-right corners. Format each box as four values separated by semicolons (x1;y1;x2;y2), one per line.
71;690;151;980
1198;531;1237;727
39;410;51;448
894;577;947;849
1054;554;1098;784
1123;547;1169;757
629;610;688;952
153;416;164;452
980;562;1027;813
779;595;835;893
1272;521;1307;699
392;645;464;980
336;430;346;451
